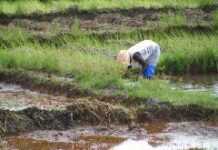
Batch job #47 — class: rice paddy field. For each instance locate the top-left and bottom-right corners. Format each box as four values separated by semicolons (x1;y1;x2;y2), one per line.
1;0;218;149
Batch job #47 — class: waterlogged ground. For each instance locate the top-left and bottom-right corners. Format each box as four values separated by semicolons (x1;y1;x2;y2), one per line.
1;82;218;149
3;122;218;150
0;82;75;111
170;75;218;97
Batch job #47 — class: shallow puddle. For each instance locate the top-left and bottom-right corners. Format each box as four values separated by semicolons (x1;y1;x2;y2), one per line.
0;82;76;111
3;122;218;150
146;122;218;149
1;81;218;149
170;75;218;96
4;126;146;150
6;137;121;150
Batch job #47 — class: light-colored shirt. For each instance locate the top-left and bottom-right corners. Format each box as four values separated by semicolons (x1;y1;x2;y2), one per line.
128;40;161;68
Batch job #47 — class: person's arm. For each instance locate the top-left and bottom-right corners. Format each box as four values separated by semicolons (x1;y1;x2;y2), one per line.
132;52;146;68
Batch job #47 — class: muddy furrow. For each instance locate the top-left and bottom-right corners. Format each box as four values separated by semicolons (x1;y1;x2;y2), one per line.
0;6;217;21
0;6;215;33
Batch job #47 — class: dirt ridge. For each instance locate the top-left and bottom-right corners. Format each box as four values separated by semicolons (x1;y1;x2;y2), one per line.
0;5;217;20
0;99;218;137
0;99;131;136
0;6;216;31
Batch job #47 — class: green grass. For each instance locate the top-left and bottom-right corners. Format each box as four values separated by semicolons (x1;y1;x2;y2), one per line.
0;0;76;15
213;10;218;26
0;25;217;108
0;27;218;107
160;47;218;74
0;0;216;15
0;47;217;108
0;48;124;88
0;26;218;74
158;13;187;28
0;48;218;107
70;0;216;10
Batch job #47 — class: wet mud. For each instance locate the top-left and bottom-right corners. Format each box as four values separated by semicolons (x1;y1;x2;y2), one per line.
0;74;217;150
0;80;218;138
146;122;218;149
0;101;131;136
0;76;131;136
0;83;73;111
4;126;143;150
0;70;218;140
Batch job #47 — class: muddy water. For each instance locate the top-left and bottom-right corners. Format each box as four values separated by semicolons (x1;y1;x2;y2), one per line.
4;126;146;150
0;82;75;111
3;122;218;150
1;82;218;149
170;75;218;96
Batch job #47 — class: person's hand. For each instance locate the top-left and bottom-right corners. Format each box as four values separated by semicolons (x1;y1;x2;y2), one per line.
128;64;132;69
145;76;152;80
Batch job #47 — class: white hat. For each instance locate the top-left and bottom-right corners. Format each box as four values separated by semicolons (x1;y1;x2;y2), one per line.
116;50;130;66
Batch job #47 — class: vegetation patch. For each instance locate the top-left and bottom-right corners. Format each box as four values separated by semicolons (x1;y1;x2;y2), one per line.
0;27;218;108
0;0;217;16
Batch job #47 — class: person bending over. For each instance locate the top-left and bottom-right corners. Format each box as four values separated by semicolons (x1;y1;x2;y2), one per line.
117;40;161;79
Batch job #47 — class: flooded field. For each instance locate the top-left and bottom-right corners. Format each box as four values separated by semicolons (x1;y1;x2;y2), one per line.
3;122;218;150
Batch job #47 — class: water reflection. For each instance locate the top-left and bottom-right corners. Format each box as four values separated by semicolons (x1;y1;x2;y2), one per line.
0;82;74;111
169;75;218;96
4;122;218;150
